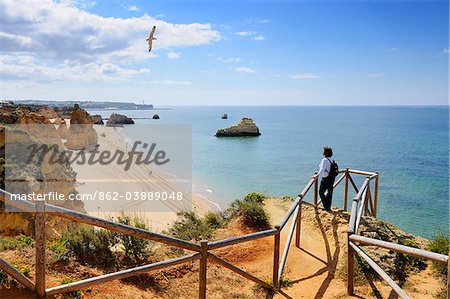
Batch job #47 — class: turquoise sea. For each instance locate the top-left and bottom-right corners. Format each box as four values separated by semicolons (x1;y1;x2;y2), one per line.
89;106;449;239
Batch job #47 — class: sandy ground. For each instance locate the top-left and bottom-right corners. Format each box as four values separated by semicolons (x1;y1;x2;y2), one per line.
71;124;216;231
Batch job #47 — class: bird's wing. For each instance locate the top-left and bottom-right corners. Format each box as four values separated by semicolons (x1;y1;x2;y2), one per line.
148;39;153;51
149;26;156;39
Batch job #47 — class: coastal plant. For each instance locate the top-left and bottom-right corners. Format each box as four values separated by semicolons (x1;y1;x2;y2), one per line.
204;212;225;229
49;238;70;262
243;192;266;204
167;211;214;241
394;239;427;285
0;234;34;251
64;225;116;266
227;199;271;230
427;230;449;277
113;212;152;261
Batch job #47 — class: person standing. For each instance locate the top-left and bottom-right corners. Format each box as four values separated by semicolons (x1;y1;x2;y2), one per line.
317;146;337;211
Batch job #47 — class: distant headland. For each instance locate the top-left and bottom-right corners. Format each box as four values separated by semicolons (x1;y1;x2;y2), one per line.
7;100;156;110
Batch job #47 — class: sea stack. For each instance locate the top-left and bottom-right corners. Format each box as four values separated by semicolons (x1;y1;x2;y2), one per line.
152;114;160;119
221;113;228;119
215;117;261;137
106;113;135;126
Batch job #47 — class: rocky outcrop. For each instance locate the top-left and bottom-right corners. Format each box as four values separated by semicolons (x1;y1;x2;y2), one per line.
106;113;135;126
152;114;160;120
0;105;86;236
215;117;261;137
92;115;104;125
221;113;228;119
57;122;69;139
65;104;98;150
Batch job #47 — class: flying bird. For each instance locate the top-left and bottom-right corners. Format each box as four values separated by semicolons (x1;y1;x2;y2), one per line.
146;25;157;52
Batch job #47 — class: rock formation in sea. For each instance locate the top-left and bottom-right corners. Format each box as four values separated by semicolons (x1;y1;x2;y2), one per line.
65;104;98;150
152;114;160;120
221;113;228;119
92;114;104;125
106;113;135;126
215;117;261;137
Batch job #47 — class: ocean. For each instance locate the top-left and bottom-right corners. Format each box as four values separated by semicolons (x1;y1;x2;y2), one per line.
89;106;449;239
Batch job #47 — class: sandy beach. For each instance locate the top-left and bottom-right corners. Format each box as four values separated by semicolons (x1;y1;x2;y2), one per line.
69;124;217;232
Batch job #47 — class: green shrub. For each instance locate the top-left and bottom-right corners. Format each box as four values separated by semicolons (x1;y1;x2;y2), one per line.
49;238;70;262
0;269;8;286
427;231;449;277
0;234;34;251
204;212;225;229
243;192;266;204
167;211;214;241
64;226;115;266
61;276;84;299
227;200;271;230
113;213;151;260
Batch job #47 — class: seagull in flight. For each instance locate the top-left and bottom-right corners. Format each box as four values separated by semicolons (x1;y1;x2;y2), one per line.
146;25;157;52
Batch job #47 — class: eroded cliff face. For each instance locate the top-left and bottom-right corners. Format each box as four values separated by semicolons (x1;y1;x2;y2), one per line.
0;104;86;236
65;105;98;150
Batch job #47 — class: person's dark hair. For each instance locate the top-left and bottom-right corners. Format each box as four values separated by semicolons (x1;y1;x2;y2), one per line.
323;146;333;157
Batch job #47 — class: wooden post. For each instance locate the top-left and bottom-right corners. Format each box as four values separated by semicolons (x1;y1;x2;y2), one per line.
447;254;449;299
313;173;318;207
295;202;302;248
344;168;349;211
347;232;354;296
199;240;208;299
373;172;379;217
35;200;46;298
273;226;281;289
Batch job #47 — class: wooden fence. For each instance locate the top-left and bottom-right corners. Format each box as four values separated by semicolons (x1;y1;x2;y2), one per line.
0;168;448;298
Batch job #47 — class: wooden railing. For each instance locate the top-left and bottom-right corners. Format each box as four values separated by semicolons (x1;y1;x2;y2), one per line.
345;173;450;299
0;168;448;299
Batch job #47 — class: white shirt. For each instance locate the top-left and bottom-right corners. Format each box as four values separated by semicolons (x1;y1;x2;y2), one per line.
318;157;333;179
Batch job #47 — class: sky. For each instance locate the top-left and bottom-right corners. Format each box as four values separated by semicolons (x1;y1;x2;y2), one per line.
0;0;449;106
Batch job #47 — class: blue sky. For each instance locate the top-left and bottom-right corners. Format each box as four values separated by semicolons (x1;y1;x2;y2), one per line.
1;0;448;105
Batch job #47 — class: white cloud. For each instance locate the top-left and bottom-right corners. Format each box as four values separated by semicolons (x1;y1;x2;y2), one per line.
167;52;181;59
253;35;266;41
443;48;450;54
388;47;399;51
0;0;221;64
235;31;256;36
217;56;241;63
126;5;139;11
0;0;220;87
1;55;150;83
289;73;319;80
233;67;255;74
146;80;192;85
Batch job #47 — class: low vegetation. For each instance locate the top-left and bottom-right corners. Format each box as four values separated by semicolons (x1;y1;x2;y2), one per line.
427;230;449;278
226;198;271;230
0;234;34;251
167;211;223;241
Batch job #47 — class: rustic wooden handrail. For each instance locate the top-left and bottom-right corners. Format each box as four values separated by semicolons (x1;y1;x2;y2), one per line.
208;228;278;250
9;168;446;299
46;253;201;296
0;258;35;292
349;235;448;263
209;253;272;289
349;242;410;299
